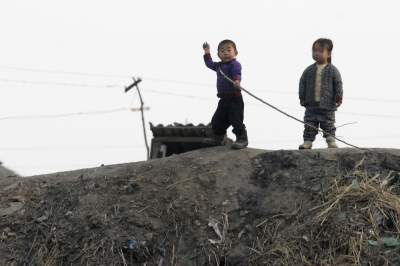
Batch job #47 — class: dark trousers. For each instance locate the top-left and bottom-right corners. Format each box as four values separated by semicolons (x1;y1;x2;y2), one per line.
212;96;246;136
303;107;336;141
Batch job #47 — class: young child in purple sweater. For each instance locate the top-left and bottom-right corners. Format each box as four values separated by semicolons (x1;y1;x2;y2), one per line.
203;40;248;149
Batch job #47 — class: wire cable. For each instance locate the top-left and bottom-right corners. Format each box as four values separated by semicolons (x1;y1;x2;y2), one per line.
0;72;399;119
0;78;121;88
0;107;149;121
0;65;129;78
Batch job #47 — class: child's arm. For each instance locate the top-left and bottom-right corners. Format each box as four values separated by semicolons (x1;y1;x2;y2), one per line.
203;42;218;71
299;70;307;106
333;67;343;107
232;61;242;88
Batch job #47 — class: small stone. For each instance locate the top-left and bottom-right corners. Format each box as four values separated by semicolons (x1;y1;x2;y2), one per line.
244;224;253;233
372;208;385;227
65;211;73;217
7;232;16;237
239;210;249;217
127;239;139;250
194;220;201;226
310;184;320;193
36;215;48;222
238;229;246;239
144;232;154;241
127;183;139;193
222;200;230;206
226;244;248;265
198;175;211;184
229;218;245;232
0;202;23;216
3;182;20;191
149;219;162;230
10;195;26;203
281;172;290;179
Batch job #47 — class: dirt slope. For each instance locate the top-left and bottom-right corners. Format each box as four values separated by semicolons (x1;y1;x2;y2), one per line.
1;147;400;265
0;164;17;179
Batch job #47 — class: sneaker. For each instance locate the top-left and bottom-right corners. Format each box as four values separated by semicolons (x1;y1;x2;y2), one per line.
299;141;313;150
326;136;338;148
232;130;248;150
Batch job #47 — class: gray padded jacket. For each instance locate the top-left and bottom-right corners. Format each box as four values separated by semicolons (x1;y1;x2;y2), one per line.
299;63;343;111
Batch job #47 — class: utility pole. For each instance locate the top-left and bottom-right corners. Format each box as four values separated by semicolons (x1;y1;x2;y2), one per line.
125;78;150;160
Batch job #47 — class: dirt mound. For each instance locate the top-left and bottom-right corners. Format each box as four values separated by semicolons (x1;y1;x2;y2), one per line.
1;147;400;265
0;163;17;179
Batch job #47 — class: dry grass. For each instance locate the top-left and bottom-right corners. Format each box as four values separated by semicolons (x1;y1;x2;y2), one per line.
246;156;400;265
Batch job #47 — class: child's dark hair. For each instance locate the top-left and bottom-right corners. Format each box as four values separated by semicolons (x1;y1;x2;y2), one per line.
313;38;333;63
218;39;237;52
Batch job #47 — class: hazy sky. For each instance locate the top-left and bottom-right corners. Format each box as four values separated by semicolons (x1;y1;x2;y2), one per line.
1;0;399;176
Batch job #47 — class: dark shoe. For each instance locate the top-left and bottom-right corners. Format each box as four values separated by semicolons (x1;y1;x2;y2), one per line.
232;131;248;150
204;134;225;146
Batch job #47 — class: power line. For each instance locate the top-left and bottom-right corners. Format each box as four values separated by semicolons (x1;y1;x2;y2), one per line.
146;89;400;119
0;65;129;78
2;75;399;105
2;76;397;119
1;65;399;103
337;111;400;119
0;70;399;119
0;78;121;88
0;66;211;86
146;89;215;100
0;107;149;121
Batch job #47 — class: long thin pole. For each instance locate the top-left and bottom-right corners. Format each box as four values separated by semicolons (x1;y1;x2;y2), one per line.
130;78;150;159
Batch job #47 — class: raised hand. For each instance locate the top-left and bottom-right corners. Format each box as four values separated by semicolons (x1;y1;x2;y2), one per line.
203;42;210;54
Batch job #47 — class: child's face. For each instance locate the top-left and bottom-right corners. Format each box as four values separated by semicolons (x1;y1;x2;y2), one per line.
218;43;238;62
312;44;330;64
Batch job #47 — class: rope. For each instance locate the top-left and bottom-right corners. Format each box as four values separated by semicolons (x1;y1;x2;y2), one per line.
218;69;369;151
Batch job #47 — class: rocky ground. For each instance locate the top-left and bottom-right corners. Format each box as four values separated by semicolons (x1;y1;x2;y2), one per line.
1;147;400;265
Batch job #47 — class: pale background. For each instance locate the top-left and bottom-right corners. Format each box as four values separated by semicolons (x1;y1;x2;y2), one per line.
1;0;399;176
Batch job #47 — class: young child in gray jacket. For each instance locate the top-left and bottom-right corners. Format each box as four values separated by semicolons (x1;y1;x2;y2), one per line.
299;38;343;149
